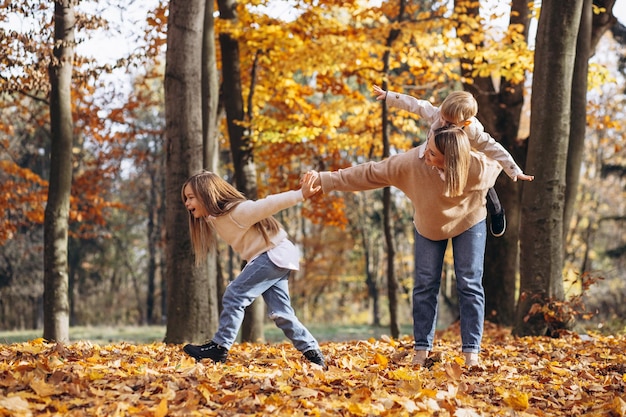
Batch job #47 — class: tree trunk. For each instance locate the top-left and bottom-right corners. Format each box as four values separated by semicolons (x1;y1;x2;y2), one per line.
382;187;399;337
164;0;212;344
43;0;75;344
201;0;221;340
564;0;592;245
456;0;530;326
360;204;381;327
217;0;264;343
146;155;163;324
377;0;406;340
515;0;584;337
564;0;617;244
203;0;221;172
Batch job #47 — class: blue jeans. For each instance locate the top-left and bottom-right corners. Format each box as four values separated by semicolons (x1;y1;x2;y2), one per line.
212;252;320;353
412;220;486;353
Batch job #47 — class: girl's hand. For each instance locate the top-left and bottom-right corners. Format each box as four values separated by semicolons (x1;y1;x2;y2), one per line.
300;171;321;199
516;173;535;182
373;85;387;101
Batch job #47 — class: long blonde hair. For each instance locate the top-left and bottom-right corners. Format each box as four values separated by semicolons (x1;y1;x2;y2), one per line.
432;127;471;197
181;171;281;264
440;91;478;124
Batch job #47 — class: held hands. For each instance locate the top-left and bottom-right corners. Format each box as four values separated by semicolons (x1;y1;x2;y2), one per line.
300;170;322;199
373;85;387;101
516;173;535;182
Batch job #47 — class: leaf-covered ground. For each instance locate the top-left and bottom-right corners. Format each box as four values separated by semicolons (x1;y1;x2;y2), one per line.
1;323;625;417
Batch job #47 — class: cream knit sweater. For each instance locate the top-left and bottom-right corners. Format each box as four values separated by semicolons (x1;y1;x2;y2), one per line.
209;190;303;262
319;143;502;241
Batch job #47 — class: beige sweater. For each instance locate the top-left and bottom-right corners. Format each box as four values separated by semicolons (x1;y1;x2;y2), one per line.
319;143;502;241
210;190;303;262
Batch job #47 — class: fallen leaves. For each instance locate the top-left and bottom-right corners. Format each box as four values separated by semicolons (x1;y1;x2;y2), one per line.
1;327;625;416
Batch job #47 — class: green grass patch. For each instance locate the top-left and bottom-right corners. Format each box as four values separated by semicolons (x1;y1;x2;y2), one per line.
0;323;413;345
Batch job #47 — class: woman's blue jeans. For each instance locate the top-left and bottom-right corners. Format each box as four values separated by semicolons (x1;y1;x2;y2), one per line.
412;220;486;353
212;252;320;353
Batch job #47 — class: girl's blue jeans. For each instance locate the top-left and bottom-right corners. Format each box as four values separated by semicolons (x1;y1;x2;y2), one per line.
412;220;486;353
212;252;320;353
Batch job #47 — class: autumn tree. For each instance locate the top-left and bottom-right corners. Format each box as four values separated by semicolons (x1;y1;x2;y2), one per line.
43;0;77;343
515;0;584;336
217;0;264;343
377;0;407;339
163;0;213;344
201;0;220;336
563;0;617;243
513;1;618;336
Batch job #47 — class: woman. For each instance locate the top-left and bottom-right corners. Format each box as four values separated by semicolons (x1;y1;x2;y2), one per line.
373;85;534;238
310;126;502;366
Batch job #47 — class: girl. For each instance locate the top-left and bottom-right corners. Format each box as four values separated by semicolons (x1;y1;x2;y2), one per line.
181;171;325;368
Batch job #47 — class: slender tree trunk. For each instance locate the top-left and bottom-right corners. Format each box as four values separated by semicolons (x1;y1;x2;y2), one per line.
201;0;221;339
164;0;212;344
564;0;617;243
360;206;381;327
203;0;221;172
217;0;264;343
146;160;160;324
159;168;167;324
382;187;399;337
377;0;406;339
515;0;584;337
564;0;592;244
43;0;75;343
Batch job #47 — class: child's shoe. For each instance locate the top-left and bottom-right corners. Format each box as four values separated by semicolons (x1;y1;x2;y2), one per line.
183;341;228;363
303;349;326;368
489;209;506;237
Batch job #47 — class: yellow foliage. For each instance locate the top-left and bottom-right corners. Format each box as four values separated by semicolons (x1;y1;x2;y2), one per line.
373;352;388;368
508;391;529;410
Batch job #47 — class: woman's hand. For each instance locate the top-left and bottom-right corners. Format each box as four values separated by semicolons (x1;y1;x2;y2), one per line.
300;171;322;199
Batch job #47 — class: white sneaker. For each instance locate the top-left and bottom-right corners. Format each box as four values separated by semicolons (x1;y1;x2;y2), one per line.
412;350;429;366
464;352;479;367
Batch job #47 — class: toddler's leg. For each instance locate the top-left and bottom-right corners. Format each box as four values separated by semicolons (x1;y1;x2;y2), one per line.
487;188;506;237
486;187;501;215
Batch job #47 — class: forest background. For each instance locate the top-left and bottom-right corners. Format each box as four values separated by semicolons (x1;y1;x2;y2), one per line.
1;0;626;345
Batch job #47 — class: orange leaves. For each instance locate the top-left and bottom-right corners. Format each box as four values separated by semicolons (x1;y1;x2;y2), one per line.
614;396;626;417
2;331;626;416
0;160;47;244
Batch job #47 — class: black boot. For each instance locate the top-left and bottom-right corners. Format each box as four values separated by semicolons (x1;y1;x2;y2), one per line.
183;341;228;363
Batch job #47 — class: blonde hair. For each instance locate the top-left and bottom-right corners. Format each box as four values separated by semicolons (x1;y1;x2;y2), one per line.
181;171;281;265
432;127;471;197
440;91;478;125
